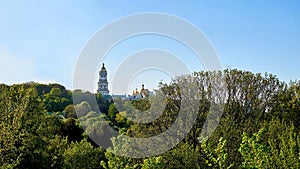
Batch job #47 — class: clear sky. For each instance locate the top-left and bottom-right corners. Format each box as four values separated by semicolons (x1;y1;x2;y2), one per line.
0;1;299;94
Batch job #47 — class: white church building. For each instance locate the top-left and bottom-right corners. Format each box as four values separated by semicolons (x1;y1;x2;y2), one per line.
97;63;153;100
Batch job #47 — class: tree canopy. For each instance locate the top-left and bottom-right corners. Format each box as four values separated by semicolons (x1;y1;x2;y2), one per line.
0;69;300;168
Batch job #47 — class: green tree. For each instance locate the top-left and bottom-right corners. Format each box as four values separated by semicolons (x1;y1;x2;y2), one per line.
161;142;201;169
100;150;141;169
63;139;105;169
61;118;84;142
96;93;111;114
266;118;300;168
75;101;92;117
43;87;71;112
0;85;44;168
141;156;163;169
64;104;76;118
239;128;270;168
0;85;68;168
108;103;119;122
201;137;233;168
45;135;69;168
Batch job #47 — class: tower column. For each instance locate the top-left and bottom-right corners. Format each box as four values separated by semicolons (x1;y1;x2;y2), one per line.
97;63;110;96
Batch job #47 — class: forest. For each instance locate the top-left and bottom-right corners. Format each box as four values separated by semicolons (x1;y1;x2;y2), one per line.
0;69;300;169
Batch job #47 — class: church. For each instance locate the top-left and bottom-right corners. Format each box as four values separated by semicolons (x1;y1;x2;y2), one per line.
97;63;153;100
97;63;110;96
97;63;118;101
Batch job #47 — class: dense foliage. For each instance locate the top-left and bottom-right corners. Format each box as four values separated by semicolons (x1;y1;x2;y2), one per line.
0;69;300;168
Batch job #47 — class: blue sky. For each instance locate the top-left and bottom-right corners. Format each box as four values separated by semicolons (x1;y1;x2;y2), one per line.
0;1;299;94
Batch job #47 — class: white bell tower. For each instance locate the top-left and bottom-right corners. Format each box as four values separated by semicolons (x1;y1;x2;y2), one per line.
97;63;110;96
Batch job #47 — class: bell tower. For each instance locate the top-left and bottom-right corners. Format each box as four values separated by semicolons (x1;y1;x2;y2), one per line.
97;63;110;95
